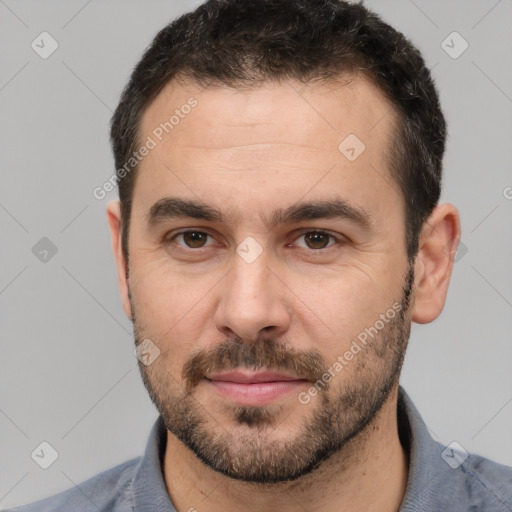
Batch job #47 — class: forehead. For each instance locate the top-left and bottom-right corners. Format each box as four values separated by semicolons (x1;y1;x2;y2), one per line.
140;75;394;152
134;75;400;224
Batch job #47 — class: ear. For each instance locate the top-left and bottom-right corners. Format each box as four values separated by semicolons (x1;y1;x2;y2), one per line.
107;200;132;320
411;203;461;324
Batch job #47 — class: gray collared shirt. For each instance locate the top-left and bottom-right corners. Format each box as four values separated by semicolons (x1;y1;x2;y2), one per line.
6;386;512;511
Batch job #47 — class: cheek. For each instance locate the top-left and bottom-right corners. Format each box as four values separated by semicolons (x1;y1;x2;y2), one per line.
291;264;401;357
301;267;389;321
129;259;217;341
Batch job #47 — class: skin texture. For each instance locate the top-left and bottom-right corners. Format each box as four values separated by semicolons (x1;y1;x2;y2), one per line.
107;76;460;512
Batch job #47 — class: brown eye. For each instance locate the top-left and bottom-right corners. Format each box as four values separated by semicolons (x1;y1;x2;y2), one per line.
174;231;212;248
303;232;330;249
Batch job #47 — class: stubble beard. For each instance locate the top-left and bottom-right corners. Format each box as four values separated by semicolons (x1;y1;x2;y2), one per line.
131;264;415;484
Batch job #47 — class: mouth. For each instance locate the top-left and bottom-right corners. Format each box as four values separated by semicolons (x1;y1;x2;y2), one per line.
205;370;309;406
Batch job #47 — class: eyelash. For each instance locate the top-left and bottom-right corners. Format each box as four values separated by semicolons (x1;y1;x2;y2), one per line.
166;229;345;252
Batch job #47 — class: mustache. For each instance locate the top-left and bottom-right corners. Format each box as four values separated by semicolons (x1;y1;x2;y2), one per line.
183;337;328;392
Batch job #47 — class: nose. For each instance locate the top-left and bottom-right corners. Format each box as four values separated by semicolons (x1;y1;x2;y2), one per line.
214;249;291;342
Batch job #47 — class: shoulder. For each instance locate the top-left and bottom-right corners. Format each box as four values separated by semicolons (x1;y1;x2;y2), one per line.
457;449;512;510
398;387;512;511
429;440;512;511
4;456;141;512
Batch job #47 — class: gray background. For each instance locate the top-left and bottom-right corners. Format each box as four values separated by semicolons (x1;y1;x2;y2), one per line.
1;0;511;508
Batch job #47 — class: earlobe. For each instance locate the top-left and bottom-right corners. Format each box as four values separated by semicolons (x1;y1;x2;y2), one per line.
411;203;461;324
106;200;133;321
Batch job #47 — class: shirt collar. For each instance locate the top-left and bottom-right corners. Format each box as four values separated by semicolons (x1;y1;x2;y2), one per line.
131;414;176;511
396;385;449;511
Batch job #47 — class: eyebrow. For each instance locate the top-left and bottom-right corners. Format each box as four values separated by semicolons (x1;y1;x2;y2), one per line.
146;196;374;231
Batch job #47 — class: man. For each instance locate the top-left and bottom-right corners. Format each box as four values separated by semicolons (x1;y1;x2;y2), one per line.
9;0;511;511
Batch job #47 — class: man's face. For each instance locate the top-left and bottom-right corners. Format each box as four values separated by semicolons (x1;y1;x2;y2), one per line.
124;77;415;483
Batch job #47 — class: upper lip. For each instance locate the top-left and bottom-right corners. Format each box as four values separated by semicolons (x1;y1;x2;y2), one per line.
206;370;304;384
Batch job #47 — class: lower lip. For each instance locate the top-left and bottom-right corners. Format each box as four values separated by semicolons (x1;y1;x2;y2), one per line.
206;379;307;406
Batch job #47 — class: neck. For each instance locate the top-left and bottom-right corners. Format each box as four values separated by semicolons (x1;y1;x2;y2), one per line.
163;386;409;512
